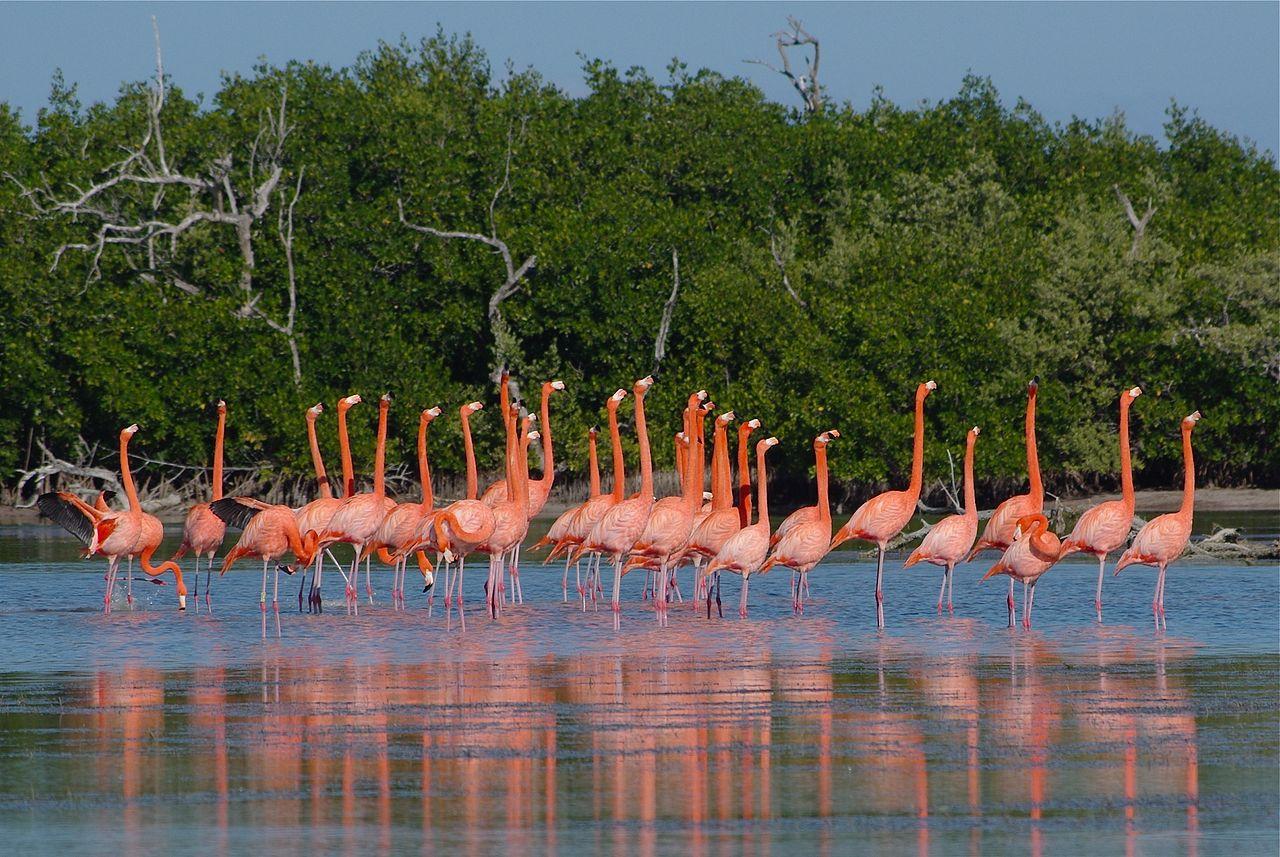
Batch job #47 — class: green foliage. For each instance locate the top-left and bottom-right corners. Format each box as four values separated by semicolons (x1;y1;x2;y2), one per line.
1;37;1276;499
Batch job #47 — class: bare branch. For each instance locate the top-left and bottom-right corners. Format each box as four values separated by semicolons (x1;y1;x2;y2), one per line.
1113;184;1156;261
748;17;823;115
763;224;807;308
653;249;681;374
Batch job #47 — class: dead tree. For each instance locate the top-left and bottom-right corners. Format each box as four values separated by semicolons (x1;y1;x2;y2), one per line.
8;18;304;382
762;223;807;308
1114;184;1156;260
398;120;535;384
748;17;823;115
652;249;680;374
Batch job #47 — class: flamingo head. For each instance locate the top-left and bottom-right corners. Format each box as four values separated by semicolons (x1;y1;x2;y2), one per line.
1183;410;1201;427
696;389;708;401
747;418;761;430
970;426;981;438
635;376;655;394
1028;377;1039;394
717;411;735;426
341;394;361;410
699;400;715;415
924;380;937;392
466;401;484;414
610;389;627;403
547;379;566;393
817;430;839;445
422;406;442;424
760;436;780;451
589;425;599;436
308;402;324;418
1127;385;1143;400
122;424;139;438
528;430;541;444
380;392;392;406
216;399;226;414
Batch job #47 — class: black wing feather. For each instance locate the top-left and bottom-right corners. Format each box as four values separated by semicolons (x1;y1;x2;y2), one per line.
209;497;264;530
36;493;96;547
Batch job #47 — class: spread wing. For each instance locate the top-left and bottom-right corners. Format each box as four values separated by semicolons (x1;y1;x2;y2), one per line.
210;497;269;530
37;492;98;547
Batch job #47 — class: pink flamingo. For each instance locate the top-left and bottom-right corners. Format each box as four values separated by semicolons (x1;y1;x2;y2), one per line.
1114;411;1201;629
903;426;981;613
628;391;709;624
554;390;627;609
427;402;497;630
38;425;186;611
1058;386;1143;621
316;393;394;614
482;377;565;517
532;425;599;601
705;436;780;618
761;429;840;613
478;408;534;617
296;398;354;613
172;400;227;611
685;413;750;604
574;376;655;629
981;513;1062;629
967;379;1042;561
366;405;443;610
830;381;936;628
213;496;320;636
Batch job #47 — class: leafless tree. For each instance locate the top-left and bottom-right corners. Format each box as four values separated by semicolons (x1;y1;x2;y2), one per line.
762;223;807;308
398;119;536;383
1113;184;1156;260
748;17;823;115
653;249;681;374
7;17;305;382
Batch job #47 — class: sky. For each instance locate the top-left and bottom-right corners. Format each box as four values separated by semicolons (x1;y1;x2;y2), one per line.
2;2;1277;156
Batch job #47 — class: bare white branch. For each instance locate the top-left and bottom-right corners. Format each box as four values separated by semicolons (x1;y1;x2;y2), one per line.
653;249;681;374
747;16;823;115
1114;184;1156;260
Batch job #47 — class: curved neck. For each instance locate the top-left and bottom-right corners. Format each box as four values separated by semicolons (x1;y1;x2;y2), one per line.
636;391;653;500
737;425;754;527
608;403;625;502
212;408;225;501
1026;517;1056;561
1178;425;1196;520
815;442;831;525
337;405;356;498
1026;390;1042;502
372;401;389;498
306;414;332;500
588;432;600;498
538;386;555;490
754;443;770;526
461;408;478;500
963;434;977;520
907;391;927;499
418;415;434;508
120;431;139;511
1119;397;1135;513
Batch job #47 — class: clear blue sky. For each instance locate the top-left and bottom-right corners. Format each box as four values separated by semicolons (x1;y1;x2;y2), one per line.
2;2;1276;156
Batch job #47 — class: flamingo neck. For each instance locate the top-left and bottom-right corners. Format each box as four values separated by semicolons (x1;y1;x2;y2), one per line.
516;426;531;518
685;409;705;511
306;414;332;500
712;421;732;510
907;390;927;500
212;408;225;501
816;443;830;525
737;425;753;527
418;416;433;509
587;432;601;498
1119;396;1135;514
337;406;355;498
461;410;478;500
636;392;652;500
963;434;977;520
1178;425;1196;520
674;434;686;493
120;431;139;511
373;402;389;499
754;443;770;527
538;386;554;490
1026;390;1042;503
608;403;625;502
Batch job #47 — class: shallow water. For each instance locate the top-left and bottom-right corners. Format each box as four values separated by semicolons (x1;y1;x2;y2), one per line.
0;525;1277;855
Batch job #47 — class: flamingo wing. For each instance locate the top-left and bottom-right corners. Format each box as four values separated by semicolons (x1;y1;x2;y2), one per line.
210;497;268;530
37;492;99;546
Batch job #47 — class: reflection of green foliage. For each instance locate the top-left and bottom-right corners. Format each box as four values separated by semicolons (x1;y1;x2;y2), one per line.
1;41;1276;493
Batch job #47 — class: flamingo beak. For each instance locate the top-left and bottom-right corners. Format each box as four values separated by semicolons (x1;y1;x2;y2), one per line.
178;594;187;610
551;380;566;391
925;380;937;391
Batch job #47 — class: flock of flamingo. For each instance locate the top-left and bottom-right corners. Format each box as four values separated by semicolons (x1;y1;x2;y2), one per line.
37;373;1201;634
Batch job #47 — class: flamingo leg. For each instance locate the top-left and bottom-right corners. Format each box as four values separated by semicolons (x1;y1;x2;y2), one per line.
364;555;374;604
456;557;466;632
875;548;885;629
192;555;200;611
611;555;623;630
1156;562;1168;630
1021;579;1031;629
205;554;215;610
1095;554;1106;623
1027;580;1037;629
126;556;134;609
273;563;281;628
104;556;119;613
298;557;309;613
670;566;683;603
739;574;750;619
937;567;948;614
260;559;269;638
947;564;954;612
1007;576;1015;629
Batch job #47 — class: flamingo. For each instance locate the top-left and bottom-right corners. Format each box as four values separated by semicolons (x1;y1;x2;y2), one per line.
366;406;443;610
705;436;780;618
37;424;186;611
315;393;394;614
981;513;1062;629
903;426;981;613
575;375;656;629
1057;386;1143;621
553;390;627;609
761;429;840;613
171;400;227;611
426;402;497;630
478;407;535;617
532;426;599;601
296;398;354;613
212;497;321;636
967;379;1042;560
685;412;749;604
482;376;566;516
628;391;710;625
1114;411;1201;629
736;417;761;526
830;380;936;628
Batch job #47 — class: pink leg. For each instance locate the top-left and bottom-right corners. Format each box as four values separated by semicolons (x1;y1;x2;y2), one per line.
457;557;466;632
104;557;119;613
875;548;885;629
611;556;623;631
936;568;947;614
739;574;750;619
1006;576;1015;629
260;559;269;639
1095;555;1106;622
1027;581;1037;629
126;556;134;609
946;564;954;613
